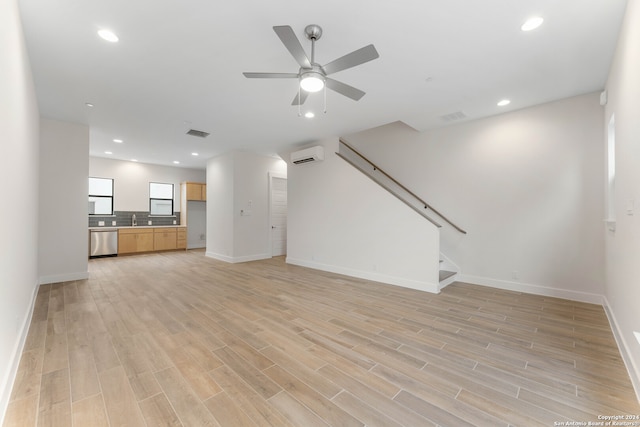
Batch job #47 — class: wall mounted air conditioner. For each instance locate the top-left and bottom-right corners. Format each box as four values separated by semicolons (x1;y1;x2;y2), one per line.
291;146;324;165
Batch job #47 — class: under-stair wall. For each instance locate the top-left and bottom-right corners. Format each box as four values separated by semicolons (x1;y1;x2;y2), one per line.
284;137;442;293
343;93;606;304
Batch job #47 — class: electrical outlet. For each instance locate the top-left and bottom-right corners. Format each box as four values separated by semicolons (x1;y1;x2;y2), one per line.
173;220;177;225
98;221;105;226
112;221;116;226
512;271;519;280
148;220;152;225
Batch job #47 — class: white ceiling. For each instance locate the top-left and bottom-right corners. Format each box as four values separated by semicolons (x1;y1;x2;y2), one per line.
18;0;627;169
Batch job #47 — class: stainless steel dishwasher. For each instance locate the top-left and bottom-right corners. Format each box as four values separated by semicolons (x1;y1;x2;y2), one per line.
89;228;118;257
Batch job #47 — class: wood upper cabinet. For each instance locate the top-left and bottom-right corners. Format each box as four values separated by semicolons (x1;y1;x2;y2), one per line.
185;182;206;201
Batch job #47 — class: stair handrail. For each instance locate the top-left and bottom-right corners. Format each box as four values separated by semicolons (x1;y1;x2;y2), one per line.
339;138;467;234
335;152;442;229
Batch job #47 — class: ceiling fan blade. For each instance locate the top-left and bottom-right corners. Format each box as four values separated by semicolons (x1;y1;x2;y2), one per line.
291;90;309;106
326;78;366;101
273;26;311;68
322;44;379;75
243;72;299;79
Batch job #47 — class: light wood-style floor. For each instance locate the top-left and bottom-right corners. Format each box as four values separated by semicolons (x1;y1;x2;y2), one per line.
4;250;639;426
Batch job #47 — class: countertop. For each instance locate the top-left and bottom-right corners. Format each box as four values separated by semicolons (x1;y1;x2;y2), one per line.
89;225;186;231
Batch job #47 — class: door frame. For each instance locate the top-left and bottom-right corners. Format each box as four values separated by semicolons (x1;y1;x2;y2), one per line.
268;172;288;257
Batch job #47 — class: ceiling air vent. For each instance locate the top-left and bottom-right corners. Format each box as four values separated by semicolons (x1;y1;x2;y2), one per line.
440;111;467;123
186;129;210;138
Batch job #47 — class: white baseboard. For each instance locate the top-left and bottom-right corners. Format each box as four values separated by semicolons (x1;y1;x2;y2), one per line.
602;297;640;403
457;274;604;305
39;271;89;285
205;251;270;264
286;257;440;294
0;281;39;426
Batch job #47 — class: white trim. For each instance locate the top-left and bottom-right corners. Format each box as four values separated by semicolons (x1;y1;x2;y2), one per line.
602;297;640;403
457;274;605;305
205;251;270;264
0;281;39;426
39;271;89;285
286;257;440;294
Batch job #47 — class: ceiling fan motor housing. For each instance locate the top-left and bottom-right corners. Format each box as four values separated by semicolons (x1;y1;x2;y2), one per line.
304;24;323;41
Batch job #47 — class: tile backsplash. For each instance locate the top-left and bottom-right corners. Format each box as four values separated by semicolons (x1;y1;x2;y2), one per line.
89;211;180;227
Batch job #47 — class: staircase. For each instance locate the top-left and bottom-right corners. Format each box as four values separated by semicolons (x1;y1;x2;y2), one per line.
438;256;459;288
336;138;465;290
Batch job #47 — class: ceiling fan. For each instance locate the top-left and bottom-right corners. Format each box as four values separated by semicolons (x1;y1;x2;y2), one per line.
243;25;379;106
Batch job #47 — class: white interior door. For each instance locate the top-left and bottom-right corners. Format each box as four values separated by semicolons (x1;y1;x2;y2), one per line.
270;176;287;256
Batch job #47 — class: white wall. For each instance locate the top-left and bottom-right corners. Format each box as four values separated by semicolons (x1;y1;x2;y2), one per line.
206;151;287;262
345;92;605;303
234;152;287;261
89;156;205;212
0;0;40;421
38;119;90;284
206;153;235;259
286;138;441;292
603;0;640;398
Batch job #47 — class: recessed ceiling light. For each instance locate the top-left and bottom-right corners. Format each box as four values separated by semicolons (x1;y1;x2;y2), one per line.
191;152;199;156
113;139;123;143
98;29;119;42
85;102;94;107
131;159;138;162
304;112;315;118
173;161;180;164
497;99;511;107
521;16;544;32
104;151;113;155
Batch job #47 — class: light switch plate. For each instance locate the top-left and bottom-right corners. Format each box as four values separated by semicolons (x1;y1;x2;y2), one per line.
98;221;105;226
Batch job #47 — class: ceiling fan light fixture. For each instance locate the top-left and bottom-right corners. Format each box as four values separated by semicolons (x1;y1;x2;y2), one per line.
521;16;544;32
97;29;119;42
300;72;325;92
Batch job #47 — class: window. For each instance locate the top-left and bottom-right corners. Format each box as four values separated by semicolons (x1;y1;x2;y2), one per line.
89;177;114;215
149;182;174;215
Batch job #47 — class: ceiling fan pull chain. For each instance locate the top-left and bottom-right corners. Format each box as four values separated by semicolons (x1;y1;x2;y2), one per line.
298;84;302;117
324;84;327;114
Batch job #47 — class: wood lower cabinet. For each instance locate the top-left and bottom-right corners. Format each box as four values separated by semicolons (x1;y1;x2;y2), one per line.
154;227;177;251
177;229;187;249
118;228;154;254
118;227;186;254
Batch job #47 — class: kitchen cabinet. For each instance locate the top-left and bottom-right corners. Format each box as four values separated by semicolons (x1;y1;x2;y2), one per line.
118;227;186;254
154;227;177;251
118;228;154;254
185;182;206;201
177;229;187;249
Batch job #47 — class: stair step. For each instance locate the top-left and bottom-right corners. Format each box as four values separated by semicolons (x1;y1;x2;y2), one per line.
439;270;456;282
